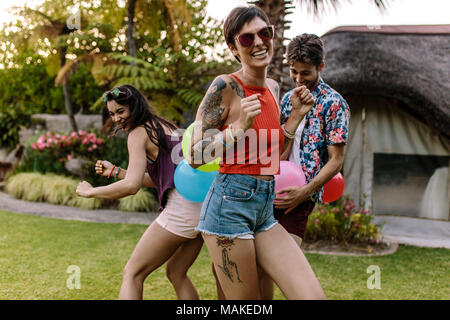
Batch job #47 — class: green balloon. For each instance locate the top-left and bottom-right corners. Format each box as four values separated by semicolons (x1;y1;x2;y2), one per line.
182;122;220;172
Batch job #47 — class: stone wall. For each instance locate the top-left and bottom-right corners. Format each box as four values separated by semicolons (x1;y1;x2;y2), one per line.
32;114;102;133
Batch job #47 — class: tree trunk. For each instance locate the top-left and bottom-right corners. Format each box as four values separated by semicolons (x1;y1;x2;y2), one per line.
127;0;137;59
249;0;294;97
60;46;78;132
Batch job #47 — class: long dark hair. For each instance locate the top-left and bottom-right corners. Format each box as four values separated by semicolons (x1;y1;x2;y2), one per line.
102;84;178;154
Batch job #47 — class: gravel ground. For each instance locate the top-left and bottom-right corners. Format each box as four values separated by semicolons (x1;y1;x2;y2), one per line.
0;191;158;225
1;190;449;249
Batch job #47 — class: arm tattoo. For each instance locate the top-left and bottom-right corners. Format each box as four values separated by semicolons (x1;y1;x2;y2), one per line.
191;77;227;163
229;79;245;99
200;77;227;131
216;237;243;283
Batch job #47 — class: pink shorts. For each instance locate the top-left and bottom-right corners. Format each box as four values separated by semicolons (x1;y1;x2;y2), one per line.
155;189;203;239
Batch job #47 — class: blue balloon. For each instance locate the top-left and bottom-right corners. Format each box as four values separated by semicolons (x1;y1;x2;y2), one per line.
174;159;218;202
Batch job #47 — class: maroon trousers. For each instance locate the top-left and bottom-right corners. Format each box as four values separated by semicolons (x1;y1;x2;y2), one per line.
274;200;316;239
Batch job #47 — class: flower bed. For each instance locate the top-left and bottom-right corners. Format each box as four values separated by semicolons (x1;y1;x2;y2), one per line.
304;197;383;246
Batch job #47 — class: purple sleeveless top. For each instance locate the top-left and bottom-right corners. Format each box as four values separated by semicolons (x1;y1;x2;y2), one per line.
146;134;182;211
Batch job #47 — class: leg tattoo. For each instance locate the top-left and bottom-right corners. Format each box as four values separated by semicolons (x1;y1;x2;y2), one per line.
216;237;243;283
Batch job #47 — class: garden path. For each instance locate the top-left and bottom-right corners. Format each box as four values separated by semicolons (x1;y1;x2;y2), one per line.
0;190;449;249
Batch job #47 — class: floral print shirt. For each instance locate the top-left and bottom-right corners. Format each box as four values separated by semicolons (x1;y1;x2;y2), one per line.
280;78;350;203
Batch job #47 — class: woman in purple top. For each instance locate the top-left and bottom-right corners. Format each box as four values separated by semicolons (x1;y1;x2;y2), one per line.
76;85;203;300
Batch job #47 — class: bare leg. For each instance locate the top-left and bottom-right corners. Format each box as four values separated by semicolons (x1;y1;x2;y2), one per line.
255;224;326;300
257;233;302;300
119;221;193;300
165;235;203;300
211;263;226;300
202;233;261;300
258;266;274;300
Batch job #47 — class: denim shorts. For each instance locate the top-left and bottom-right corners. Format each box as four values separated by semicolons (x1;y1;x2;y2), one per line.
196;173;278;239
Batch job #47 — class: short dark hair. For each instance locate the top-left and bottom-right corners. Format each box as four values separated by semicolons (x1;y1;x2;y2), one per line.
286;33;324;68
223;6;270;62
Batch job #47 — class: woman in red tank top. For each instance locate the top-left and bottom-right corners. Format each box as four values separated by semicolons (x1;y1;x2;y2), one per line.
189;6;325;300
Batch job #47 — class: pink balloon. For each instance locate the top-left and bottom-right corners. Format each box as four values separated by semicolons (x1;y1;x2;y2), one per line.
275;161;306;195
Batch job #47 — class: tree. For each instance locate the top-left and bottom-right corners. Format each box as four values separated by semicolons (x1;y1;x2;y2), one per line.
87;0;235;124
249;0;388;94
27;8;80;131
127;0;138;59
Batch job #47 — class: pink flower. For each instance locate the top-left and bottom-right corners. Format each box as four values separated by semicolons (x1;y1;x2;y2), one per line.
31;143;37;150
92;144;98;149
71;132;78;138
88;147;93;152
78;130;86;135
67;155;72;160
82;139;89;145
96;139;102;145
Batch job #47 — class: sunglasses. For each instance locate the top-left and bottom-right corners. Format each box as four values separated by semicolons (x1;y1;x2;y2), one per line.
235;25;274;48
102;87;131;103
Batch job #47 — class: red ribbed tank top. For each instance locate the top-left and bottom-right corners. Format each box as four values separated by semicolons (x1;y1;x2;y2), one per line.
219;74;284;175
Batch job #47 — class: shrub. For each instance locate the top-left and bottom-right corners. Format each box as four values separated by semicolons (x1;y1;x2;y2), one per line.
5;172;103;210
304;197;382;246
5;172;44;201
67;196;103;210
43;175;78;205
118;189;158;212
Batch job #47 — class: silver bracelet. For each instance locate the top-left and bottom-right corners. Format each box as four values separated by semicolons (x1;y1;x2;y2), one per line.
281;124;296;139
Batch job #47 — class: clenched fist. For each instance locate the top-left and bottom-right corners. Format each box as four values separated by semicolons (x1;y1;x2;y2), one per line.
291;86;315;117
237;94;262;132
95;160;114;177
76;181;93;198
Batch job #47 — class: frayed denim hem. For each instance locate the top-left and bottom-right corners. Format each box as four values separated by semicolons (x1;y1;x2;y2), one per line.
195;227;255;240
254;221;279;235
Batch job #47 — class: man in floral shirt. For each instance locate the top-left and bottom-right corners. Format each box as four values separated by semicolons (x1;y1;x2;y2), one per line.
274;34;350;247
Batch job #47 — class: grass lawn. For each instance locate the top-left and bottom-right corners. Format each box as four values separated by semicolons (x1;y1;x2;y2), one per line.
0;210;449;300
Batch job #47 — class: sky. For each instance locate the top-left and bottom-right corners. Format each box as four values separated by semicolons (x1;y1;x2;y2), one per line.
206;0;450;38
1;0;449;36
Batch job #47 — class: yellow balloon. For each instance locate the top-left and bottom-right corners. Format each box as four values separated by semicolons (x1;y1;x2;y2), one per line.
181;123;194;161
181;122;220;172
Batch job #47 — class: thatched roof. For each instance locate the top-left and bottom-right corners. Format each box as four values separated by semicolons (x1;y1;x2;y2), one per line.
320;25;450;137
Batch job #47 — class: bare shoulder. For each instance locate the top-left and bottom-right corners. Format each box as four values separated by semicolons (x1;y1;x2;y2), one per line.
127;126;149;147
226;74;245;99
266;78;279;93
266;78;280;102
